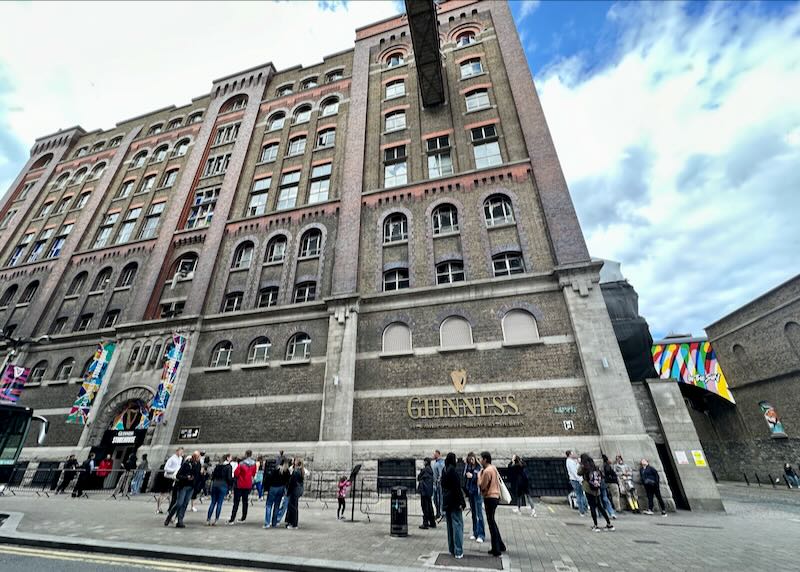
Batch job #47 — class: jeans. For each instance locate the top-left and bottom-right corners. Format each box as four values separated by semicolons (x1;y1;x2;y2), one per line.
587;493;611;527
254;481;264;499
600;483;616;516
787;474;800;488
277;493;289;523
207;485;227;521
483;497;506;555
570;479;588;514
467;491;485;539
286;493;301;527
445;510;464;557
131;470;145;495
229;488;250;522
433;482;443;517
420;495;436;527
644;484;666;512
265;486;285;527
166;485;193;525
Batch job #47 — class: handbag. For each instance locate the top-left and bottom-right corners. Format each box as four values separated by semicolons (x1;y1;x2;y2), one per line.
499;475;512;504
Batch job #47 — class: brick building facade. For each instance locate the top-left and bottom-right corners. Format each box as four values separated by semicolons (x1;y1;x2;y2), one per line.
0;0;668;485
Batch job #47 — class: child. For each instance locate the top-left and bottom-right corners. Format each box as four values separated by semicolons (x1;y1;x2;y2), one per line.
337;476;352;520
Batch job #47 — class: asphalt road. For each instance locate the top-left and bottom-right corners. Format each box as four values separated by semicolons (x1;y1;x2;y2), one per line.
0;544;278;572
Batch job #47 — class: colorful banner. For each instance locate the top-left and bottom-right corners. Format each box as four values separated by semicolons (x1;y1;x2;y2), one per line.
0;365;30;403
66;343;116;425
759;400;787;438
149;333;188;424
651;340;735;403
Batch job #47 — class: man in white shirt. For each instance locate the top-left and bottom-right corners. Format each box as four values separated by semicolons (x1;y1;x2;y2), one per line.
164;447;184;515
565;450;587;516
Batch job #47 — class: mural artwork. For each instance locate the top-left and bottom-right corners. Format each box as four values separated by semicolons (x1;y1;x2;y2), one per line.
651;340;735;403
66;343;116;425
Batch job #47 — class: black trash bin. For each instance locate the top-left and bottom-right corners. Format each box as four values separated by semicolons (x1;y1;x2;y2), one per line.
390;486;408;537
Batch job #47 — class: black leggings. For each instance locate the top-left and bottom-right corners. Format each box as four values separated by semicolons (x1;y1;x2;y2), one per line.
337;497;346;518
645;485;665;512
586;493;610;527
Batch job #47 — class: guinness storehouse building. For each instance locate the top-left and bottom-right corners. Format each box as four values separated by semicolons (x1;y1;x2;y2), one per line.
0;0;674;496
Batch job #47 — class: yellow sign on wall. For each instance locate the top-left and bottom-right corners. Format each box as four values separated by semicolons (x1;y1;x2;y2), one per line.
691;450;707;467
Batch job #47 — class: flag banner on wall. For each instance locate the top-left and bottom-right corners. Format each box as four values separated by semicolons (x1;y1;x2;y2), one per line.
0;365;30;403
651;341;735;403
759;400;787;438
66;342;116;425
149;333;188;425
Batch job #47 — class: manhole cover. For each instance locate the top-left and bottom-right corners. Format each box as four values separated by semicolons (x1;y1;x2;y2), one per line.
434;553;503;570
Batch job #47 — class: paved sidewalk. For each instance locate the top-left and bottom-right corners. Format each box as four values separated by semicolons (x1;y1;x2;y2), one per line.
1;482;799;571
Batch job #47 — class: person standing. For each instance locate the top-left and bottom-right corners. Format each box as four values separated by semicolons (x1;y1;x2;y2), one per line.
442;452;466;559
253;456;265;501
463;452;485;543
614;454;639;512
508;455;535;517
432;450;445;520
164;451;200;528
478;451;506;557
639;459;667;516
228;450;257;524
578;453;615;532
56;455;78;494
131;454;149;495
114;451;137;497
417;458;436;529
264;458;291;528
602;454;621;513
97;454;113;489
72;452;95;498
164;447;185;515
207;454;233;525
285;459;305;529
566;450;587;516
337;476;352;520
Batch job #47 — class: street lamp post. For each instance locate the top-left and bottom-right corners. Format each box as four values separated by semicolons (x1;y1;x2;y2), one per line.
0;333;50;377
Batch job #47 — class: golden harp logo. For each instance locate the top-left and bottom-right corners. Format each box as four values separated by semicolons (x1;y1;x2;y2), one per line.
450;369;467;393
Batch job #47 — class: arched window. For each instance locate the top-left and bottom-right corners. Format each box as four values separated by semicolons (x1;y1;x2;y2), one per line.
210;341;233;367
55;173;70;189
90;162;106;180
150;341;163;367
385;110;406;132
320;97;339;117
173;139;190;157
117;263;138;288
386;79;406;99
276;84;293;97
101;309;120;328
483;194;514;226
286;333;311;360
293;282;316;303
440;316;473;348
268;112;285;131
167;118;183;130
460;57;483;79
258;286;279;308
222;292;244;313
232;242;254;269
188;112;203;124
19;281;39;304
502;309;540;344
465;88;490;112
31;154;53;169
0;285;18;307
139;343;151;366
91;141;106;153
131;151;148;169
67;272;87;296
108;136;123;147
436;261;465;284
386;52;405;68
92;267;113;291
456;31;476;47
221;95;248;113
382;322;412;353
383;268;410;291
75;147;88;158
492;252;525;276
326;69;344;83
248;337;272;364
80;357;94;378
128;343;141;366
383;213;408;243
55;358;75;380
299;229;322;258
72;168;88;185
301;77;318;90
294;105;312;124
147;123;163;136
152;145;169;162
174;253;198;279
30;361;48;384
265;236;287;263
786;322;800;361
432;204;459;235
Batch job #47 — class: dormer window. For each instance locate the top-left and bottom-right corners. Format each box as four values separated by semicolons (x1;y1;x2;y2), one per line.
301;77;318;90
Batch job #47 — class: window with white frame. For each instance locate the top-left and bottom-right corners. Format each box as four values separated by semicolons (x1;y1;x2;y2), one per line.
54;174;70;189
385;79;406;99
131;152;148;169
210;341;233;367
93;213;119;248
260;143;279;163
383;268;410;291
90;163;106;180
492;252;525;276
287;135;307;156
268;113;285;131
117;180;135;199
472;124;502;168
37;201;54;218
286;333;311;360
232;242;254;269
117;263;137;288
277;172;300;210
67;272;87;296
248;177;271;216
56;358;75;380
138;202;164;239
277;85;293;97
222;292;244;313
385;110;406;132
74;192;91;210
168;118;183;130
30;361;48;384
91;141;105;153
465;89;490;111
483;194;514;226
502;309;539;344
427;135;453;178
55;195;72;213
248;337;272;364
214;122;240;145
0;210;15;230
161;169;179;188
293;282;316;303
101;309;121;329
174;254;198;279
436;260;465;284
6;232;33;266
317;128;335;148
384;145;407;188
308;164;331;204
19;181;36;199
148;124;163;136
221;95;247;113
152;145;168;162
432;204;458;235
19;281;38;304
92;268;113;291
188;112;203;124
386;53;405;68
75;313;93;332
139;175;156;194
265;236;287;263
185;187;219;229
383;213;408;243
109;136;123;147
173;139;190;157
160;301;185;319
302;77;318;90
320;98;339;116
47;224;72;258
382;322;412;353
76;147;88;158
294;106;312;124
326;69;344;83
25;229;53;263
299;229;322;257
460;58;483;78
257;286;279;308
440;316;473;347
71;168;87;185
203;154;231;177
456;31;476;47
115;208;141;244
50;317;68;335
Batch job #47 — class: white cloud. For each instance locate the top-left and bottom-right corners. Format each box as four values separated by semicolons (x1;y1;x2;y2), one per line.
0;0;399;196
537;1;800;337
519;0;541;21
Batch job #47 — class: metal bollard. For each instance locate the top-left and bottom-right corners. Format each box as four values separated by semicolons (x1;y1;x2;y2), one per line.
755;473;761;487
743;473;750;486
768;474;776;488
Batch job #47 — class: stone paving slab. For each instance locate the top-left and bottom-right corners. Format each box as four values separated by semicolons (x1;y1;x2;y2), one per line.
0;483;799;571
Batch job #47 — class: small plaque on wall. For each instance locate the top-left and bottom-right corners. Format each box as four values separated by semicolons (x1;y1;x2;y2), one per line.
179;427;200;440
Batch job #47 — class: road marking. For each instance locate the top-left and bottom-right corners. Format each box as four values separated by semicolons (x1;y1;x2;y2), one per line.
547;506;555;513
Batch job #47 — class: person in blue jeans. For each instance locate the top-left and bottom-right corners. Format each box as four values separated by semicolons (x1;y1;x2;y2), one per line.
463;452;485;542
566;450;588;515
441;452;465;559
432;450;445;520
207;454;233;526
600;479;617;519
264;459;291;528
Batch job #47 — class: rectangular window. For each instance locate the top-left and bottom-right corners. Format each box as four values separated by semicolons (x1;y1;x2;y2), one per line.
26;238;48;263
117;180;134;199
293;282;316;303
213;122;240;145
101;310;120;328
161;170;178;188
203;154;231;177
260;143;279;163
7;232;34;266
116;208;141;244
287;136;306;156
248;191;269;216
75;314;93;332
185;187;219;229
93;213;119;248
277;172;300;210
385;80;405;99
74;193;91;210
138;203;164;239
385;111;406;132
50;317;68;335
460;58;483;79
308;164;331;204
139;175;156;194
37;202;53;218
471;125;502;168
384;146;407;188
317;129;336;148
465;89;490;112
426;135;454;178
160;301;185;319
257;287;279;308
0;210;17;230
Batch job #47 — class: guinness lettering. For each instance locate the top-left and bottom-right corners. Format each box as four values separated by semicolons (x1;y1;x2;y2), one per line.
407;394;520;420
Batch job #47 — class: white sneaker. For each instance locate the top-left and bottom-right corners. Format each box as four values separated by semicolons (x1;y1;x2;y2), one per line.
643;509;654;515
611;514;617;519
470;535;476;540
455;554;464;560
512;508;519;513
191;507;197;512
530;508;536;517
476;538;484;543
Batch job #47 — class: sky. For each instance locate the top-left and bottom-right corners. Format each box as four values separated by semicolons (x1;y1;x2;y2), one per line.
0;0;798;338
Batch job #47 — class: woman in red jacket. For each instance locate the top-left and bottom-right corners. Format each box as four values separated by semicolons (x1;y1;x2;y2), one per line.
228;450;257;524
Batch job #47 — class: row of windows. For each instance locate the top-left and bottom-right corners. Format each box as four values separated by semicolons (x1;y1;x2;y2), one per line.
140;112;203;141
51;162;107;191
381;251;524;292
220;280;317;314
73;135;123;158
0;281;39;308
128;138;191;170
274;69;344;98
93;201;165;248
265;97;340;132
6;220;76;267
230;229;322;271
377;31;478;72
209;333;312;367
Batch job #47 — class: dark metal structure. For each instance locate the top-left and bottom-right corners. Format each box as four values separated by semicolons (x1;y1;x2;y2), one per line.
404;0;446;107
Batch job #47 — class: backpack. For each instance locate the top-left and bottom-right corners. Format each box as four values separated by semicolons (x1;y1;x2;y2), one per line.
212;463;228;481
588;469;603;490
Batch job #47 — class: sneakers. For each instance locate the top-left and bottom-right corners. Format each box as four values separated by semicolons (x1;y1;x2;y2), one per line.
455;554;464;560
476;538;484;543
206;520;212;526
212;520;217;526
286;525;297;530
530;508;536;517
469;535;476;540
175;523;185;528
591;526;602;532
605;524;615;531
226;520;236;525
579;512;586;517
512;508;519;513
643;509;654;515
263;524;270;529
611;514;617;519
191;507;197;512
661;511;667;517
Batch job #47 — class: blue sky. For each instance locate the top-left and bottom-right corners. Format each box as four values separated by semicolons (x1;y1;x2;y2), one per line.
0;0;798;338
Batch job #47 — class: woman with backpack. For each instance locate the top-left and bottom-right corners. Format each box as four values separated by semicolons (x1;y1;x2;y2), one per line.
508;455;535;517
207;454;233;525
639;459;667;516
577;453;615;532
